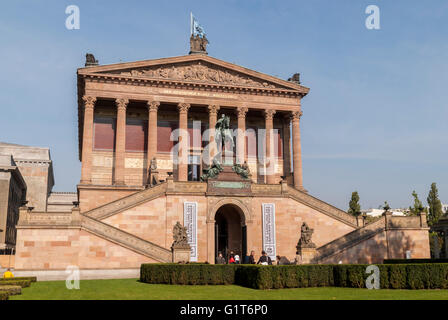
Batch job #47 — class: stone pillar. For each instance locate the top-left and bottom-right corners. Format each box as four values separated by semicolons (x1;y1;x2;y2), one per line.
114;98;128;185
80;96;96;184
264;109;276;184
177;103;190;181
207;105;220;166
291;110;304;190
207;220;215;264
147;101;160;179
282;115;291;178
236;107;248;165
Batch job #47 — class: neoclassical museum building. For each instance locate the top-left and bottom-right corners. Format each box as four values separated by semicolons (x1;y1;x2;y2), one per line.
13;37;430;278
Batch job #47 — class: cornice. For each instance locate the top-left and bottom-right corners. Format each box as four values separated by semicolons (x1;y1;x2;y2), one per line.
79;73;306;98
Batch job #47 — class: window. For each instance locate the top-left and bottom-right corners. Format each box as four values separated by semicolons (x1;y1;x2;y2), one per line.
125;118;147;152
93;117;116;150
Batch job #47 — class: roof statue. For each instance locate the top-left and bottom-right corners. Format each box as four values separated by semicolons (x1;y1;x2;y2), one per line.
85;53;99;67
189;13;208;55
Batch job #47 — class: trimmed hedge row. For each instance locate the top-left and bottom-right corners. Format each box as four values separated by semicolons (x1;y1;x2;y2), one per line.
384;259;448;264
0;280;31;288
140;264;237;285
141;263;448;290
0;276;37;283
0;285;22;295
235;265;335;289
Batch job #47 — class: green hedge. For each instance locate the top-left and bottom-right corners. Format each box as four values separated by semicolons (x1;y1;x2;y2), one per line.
0;276;37;283
235;265;335;289
0;280;31;288
384;259;448;264
0;285;22;295
140;264;236;285
140;263;448;290
0;292;8;300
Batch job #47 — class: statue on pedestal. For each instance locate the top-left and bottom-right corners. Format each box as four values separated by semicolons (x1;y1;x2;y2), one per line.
147;157;159;187
172;222;189;249
296;222;316;251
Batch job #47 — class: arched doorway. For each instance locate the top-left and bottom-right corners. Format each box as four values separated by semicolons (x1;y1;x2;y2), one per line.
215;204;247;262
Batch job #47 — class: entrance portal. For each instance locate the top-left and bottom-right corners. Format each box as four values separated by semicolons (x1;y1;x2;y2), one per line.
215;204;247;263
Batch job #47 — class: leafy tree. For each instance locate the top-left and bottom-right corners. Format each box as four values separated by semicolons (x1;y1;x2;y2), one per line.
427;182;443;226
408;190;426;216
348;191;361;216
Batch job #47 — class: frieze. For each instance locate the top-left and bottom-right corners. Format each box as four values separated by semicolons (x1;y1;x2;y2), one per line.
110;61;285;90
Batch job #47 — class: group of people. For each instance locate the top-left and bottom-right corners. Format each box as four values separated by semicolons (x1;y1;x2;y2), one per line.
216;250;284;265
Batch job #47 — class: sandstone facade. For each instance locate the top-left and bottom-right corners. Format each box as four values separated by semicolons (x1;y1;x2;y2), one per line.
13;51;430;279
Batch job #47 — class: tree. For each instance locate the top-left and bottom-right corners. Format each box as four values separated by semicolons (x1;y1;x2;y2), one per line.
427;182;443;227
348;191;361;216
408;190;426;216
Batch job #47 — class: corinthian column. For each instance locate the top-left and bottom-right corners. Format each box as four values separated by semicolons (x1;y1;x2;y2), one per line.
177;103;190;181
114;98;128;185
236;107;248;165
207;105;220;166
147;101;160;178
80;96;96;184
283;115;292;177
264;109;276;184
291;110;303;190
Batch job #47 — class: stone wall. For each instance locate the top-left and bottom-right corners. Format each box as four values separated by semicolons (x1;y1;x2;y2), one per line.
14;228;157;270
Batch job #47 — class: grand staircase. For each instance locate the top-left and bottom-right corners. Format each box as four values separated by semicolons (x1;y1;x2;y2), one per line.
84;182;167;220
286;186;358;227
315;216;386;262
81;215;172;262
80;182;171;262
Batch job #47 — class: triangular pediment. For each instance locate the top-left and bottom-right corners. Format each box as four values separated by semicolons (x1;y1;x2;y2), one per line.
78;55;309;93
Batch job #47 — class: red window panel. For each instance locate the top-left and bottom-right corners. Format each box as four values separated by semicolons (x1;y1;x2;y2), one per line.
246;128;257;157
157;121;177;153
93;117;116;151
126;119;148;152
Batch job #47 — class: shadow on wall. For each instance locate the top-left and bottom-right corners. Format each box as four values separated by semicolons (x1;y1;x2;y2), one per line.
327;230;418;264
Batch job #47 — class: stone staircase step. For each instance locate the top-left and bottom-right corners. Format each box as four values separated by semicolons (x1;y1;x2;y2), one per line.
84;183;167;220
81;216;172;263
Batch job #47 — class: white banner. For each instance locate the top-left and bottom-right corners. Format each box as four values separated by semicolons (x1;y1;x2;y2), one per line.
262;203;276;260
183;202;198;261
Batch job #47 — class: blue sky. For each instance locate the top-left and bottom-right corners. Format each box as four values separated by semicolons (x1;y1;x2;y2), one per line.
0;0;447;210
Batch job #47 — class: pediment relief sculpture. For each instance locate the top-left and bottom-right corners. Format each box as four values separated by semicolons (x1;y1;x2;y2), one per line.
104;62;285;89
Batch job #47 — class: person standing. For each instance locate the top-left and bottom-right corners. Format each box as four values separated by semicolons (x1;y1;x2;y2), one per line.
248;250;256;264
216;252;226;264
2;268;14;279
257;251;272;265
234;253;240;264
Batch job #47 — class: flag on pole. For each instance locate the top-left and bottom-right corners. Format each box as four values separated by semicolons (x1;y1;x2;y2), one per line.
190;12;206;38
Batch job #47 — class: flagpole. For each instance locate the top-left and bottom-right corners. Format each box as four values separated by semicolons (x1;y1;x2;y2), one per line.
190;12;193;36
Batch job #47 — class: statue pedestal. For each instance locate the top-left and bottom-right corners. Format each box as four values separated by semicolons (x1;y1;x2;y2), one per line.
296;247;317;264
172;245;191;263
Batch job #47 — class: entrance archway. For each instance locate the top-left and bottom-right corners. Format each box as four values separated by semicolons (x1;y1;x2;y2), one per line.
214;204;247;263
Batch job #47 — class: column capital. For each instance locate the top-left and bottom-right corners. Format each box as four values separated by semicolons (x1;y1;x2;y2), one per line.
82;96;96;109
115;98;129;110
264;109;276;121
236;106;249;119
290;110;303;121
147;101;160;112
178;103;191;114
208;104;220;115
